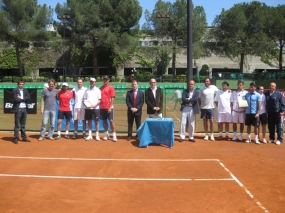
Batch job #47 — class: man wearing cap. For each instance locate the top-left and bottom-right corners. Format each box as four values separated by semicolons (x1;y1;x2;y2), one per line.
244;83;262;144
83;77;101;141
100;75;117;142
38;79;58;141
126;79;144;141
230;80;248;141
72;78;87;139
55;82;74;139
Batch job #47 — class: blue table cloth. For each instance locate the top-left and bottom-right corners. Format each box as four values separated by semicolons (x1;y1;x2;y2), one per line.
137;118;175;148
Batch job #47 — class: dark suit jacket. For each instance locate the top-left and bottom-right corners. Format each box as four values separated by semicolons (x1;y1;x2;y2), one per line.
145;87;163;114
11;87;31;113
181;89;200;114
126;89;144;115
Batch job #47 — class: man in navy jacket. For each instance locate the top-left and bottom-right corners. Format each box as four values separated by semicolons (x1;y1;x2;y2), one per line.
264;82;285;145
11;80;31;144
126;80;144;141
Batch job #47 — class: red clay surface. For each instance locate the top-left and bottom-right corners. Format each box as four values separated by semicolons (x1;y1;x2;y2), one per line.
0;133;284;213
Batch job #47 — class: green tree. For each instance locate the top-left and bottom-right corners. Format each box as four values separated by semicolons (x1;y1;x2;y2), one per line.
143;0;207;74
263;5;285;70
55;0;142;76
0;0;53;76
208;1;273;72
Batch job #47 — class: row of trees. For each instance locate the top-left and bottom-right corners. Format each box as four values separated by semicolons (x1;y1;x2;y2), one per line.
0;0;284;78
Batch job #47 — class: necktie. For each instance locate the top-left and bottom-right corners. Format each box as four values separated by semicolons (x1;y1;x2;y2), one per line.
133;90;137;107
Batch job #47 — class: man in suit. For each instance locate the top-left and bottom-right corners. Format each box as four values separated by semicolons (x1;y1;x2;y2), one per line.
179;80;200;142
12;80;31;144
145;78;163;118
126;79;144;141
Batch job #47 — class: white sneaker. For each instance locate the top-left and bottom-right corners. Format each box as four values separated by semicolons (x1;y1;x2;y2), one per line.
210;135;215;141
103;135;110;140
232;136;237;141
255;139;260;144
85;135;93;141
276;140;281;145
204;135;209;141
262;138;267;143
238;136;243;142
95;136;100;141
245;138;251;143
113;136;117;142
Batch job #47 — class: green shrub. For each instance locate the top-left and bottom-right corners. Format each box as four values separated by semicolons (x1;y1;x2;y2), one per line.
162;74;173;82
2;76;12;82
13;76;21;82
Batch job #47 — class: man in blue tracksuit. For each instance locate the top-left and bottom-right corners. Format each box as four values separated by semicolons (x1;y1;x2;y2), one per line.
264;82;285;145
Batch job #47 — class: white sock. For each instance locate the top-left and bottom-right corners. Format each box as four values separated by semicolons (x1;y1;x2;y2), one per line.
105;131;109;136
226;132;229;136
239;133;243;138
65;131;69;135
58;131;61;135
247;134;251;139
211;134;214;137
74;131;77;134
233;132;236;137
88;130;92;136
255;135;258;140
113;132;116;137
96;132;99;136
219;132;222;136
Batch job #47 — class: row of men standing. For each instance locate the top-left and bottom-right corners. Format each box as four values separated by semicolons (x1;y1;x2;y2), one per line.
178;78;285;145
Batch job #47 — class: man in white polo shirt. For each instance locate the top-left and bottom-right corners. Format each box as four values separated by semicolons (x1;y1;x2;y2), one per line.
198;77;219;141
72;78;87;139
230;80;248;141
83;77;101;141
215;81;232;140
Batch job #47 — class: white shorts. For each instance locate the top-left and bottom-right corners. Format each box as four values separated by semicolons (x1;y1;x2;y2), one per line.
232;111;245;123
73;108;85;120
217;112;232;123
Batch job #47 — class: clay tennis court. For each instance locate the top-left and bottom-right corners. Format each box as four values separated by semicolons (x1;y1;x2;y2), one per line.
0;132;284;213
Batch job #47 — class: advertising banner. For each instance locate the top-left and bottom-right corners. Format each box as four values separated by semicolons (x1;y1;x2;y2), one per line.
3;89;37;114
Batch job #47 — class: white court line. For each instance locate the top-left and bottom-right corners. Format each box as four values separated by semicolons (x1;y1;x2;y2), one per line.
0;156;269;212
166;106;180;121
0;156;219;162
218;160;269;213
0;174;234;181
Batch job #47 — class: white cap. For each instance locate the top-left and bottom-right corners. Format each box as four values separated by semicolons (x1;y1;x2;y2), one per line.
62;82;68;87
90;77;96;82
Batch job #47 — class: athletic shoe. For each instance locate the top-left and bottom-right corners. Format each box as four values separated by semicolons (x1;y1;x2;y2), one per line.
103;135;110;140
82;133;87;138
225;136;230;141
210;135;215;141
238;136;243;142
255;139;260;144
64;134;70;139
262;138;267;143
204;135;209;141
38;137;44;141
217;136;223;140
55;135;61;140
95;136;100;141
72;133;78;139
268;140;274;143
47;137;54;140
245;138;251;143
276;140;281;145
85;135;93;141
232;137;237;141
113;136;117;142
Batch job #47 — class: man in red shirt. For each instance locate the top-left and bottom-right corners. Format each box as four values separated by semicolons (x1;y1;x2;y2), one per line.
100;75;117;142
55;82;74;139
